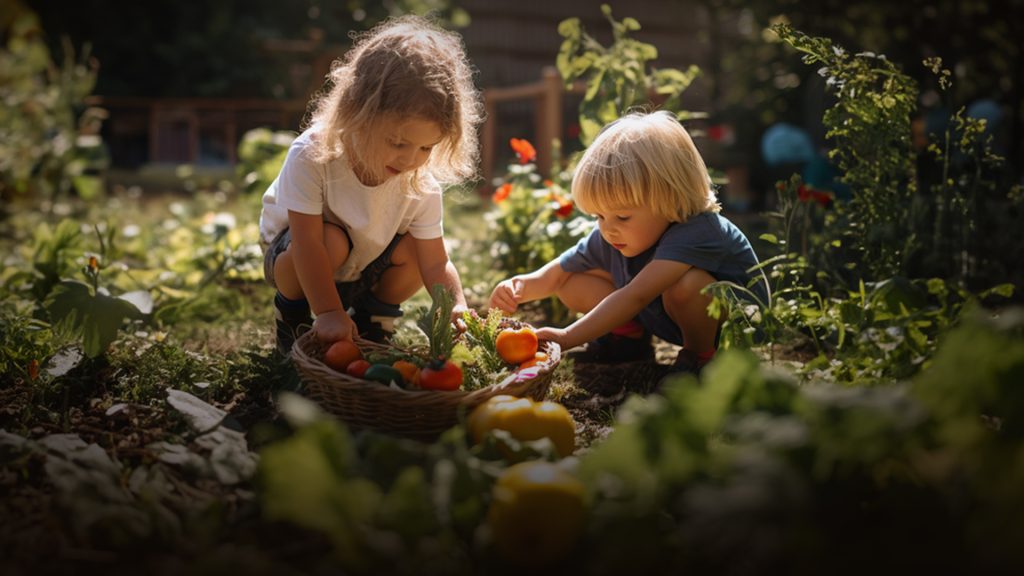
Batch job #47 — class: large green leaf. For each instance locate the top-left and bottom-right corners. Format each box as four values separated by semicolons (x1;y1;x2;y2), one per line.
259;421;382;569
71;174;103;200
44;281;141;357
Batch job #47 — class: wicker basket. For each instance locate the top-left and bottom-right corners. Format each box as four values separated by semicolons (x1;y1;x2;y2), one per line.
291;330;561;441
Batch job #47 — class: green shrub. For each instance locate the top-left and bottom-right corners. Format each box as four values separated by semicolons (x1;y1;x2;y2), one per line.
772;24;1024;290
235;127;294;195
0;8;107;203
576;309;1024;573
557;4;702;146
484;138;592;324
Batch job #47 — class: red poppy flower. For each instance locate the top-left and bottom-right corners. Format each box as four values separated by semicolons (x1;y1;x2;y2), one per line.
797;185;832;207
492;183;512;203
509;138;536;164
28;359;39;381
554;197;574;218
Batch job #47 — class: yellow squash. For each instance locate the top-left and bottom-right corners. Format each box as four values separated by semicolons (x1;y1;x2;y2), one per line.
468;395;576;458
487;460;587;567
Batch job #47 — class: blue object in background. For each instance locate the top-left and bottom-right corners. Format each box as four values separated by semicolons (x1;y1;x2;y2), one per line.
802;154;851;201
966;98;1002;134
761;122;815;166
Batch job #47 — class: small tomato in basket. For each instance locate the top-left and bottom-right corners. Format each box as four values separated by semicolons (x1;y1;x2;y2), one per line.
419;359;463;391
519;352;549;370
468;395;575;458
392;360;421;385
346;359;371;378
496;327;539;364
324;340;362;372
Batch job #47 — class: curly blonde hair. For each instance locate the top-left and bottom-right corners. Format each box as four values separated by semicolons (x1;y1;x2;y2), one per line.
305;15;483;189
572;111;720;222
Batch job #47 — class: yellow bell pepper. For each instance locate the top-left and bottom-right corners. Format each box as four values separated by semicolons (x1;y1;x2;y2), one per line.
468;395;576;458
487;460;586;567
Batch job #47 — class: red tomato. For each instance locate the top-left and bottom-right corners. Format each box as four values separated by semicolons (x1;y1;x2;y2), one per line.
419;359;463;391
324;340;362;372
346;359;371;378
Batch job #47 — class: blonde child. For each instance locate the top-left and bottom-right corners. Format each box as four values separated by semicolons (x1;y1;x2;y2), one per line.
489;111;768;374
260;15;482;353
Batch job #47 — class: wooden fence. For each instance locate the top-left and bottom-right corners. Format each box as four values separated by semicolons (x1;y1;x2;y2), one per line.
84;95;307;166
480;66;565;186
87;66;573;185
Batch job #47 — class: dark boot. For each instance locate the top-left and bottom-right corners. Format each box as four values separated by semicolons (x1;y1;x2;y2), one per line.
274;292;311;355
670;348;713;375
664;348;716;378
652;349;716;392
567;331;655;363
350;293;403;343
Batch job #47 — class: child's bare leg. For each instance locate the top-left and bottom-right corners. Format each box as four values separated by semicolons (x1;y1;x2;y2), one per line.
662;267;721;352
558;269;651;361
271;225;350;353
555;269;615;313
372;234;422;304
273;224;351;300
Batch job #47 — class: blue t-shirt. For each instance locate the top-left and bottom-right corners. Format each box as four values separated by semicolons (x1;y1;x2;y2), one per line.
559;212;768;345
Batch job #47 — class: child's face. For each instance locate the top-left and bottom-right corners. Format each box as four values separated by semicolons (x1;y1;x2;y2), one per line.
593;204;671;257
358;117;444;185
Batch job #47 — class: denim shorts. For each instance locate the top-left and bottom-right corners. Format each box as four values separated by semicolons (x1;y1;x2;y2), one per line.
262;226;403;308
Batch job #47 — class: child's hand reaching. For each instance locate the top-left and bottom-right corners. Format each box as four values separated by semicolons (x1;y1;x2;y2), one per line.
489;278;524;313
451;303;469;334
312;309;358;343
535;326;568;349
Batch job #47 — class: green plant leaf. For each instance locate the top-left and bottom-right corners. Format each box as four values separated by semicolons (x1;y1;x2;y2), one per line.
118;290;153;315
71;175;103;200
44;281;141;357
980;283;1015;299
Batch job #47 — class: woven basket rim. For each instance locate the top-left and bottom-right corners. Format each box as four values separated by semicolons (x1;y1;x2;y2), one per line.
291;329;562;404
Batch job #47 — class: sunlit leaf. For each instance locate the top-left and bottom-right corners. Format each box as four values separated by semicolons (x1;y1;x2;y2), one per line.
118;290;153;315
44;280;141;357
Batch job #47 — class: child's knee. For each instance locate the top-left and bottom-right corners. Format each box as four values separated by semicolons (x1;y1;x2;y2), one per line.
323;225;352;270
664;268;716;307
555;270;614;312
389;234;417;266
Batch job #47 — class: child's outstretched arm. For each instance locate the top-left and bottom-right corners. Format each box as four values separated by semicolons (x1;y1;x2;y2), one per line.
288;211;358;342
535;259;692;349
489;259;570;314
415;236;469;320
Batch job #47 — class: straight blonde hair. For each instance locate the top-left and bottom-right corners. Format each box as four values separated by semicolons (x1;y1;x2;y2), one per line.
305;15;483;190
572;110;720;221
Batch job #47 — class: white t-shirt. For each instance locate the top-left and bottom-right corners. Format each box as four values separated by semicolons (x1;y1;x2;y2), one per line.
259;130;444;282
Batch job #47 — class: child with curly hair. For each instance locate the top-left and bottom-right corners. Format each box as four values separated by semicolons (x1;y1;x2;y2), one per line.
260;15;483;353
